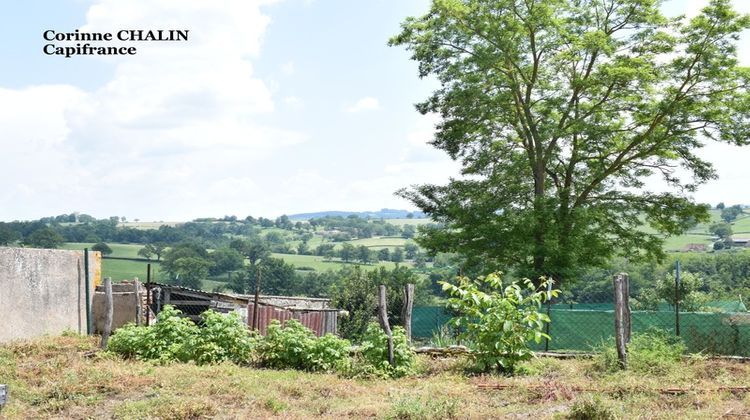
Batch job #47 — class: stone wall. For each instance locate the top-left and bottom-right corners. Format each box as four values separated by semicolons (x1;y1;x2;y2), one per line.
0;247;100;343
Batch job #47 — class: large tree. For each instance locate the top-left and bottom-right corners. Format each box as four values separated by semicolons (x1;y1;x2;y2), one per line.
391;0;750;282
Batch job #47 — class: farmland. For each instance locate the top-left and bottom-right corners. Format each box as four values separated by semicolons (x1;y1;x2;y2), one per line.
2;335;750;418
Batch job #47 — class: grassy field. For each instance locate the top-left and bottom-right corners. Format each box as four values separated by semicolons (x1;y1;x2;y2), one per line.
662;234;714;252
119;221;180;229
271;253;409;272
2;335;750;418
60;243;164;282
61;242;145;259
383;218;434;227
346;236;409;249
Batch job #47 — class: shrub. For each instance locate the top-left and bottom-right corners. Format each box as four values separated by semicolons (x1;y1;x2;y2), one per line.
441;273;557;373
109;305;198;363
593;328;686;374
308;333;351;372
356;323;417;378
108;305;254;365
193;310;256;365
91;242;113;255
256;320;350;372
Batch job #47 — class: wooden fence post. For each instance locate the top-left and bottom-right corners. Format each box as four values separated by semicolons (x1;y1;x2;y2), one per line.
613;272;631;369
402;284;415;344
101;277;113;349
134;278;141;326
377;285;395;366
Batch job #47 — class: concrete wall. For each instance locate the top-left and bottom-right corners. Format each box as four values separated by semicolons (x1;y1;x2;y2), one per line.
0;247;100;343
93;282;142;333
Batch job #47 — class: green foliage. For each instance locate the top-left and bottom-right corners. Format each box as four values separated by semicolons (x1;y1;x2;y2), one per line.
192;310;256;365
567;395;617;420
356;323;417;378
208;247;244;276
593;329;686;375
108;306;255;365
108;305;199;363
137;244;155;260
721;205;744;223
25;226;64;249
330;266;427;340
91;242;113;255
256;320;350;373
390;0;750;281
634;270;708;312
441;273;557;373
709;222;733;239
330;266;378;339
0;222;19;245
161;242;213;288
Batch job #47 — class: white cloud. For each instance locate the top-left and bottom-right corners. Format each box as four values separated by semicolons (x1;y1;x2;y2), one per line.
281;61;295;75
345;96;380;113
0;0;307;221
284;96;303;108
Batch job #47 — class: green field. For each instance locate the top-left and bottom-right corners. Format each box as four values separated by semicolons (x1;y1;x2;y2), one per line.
383;218;434;227
271;252;409;272
345;236;409;249
61;242;146;259
61;243;164;282
662;234;714;252
119;221;180;229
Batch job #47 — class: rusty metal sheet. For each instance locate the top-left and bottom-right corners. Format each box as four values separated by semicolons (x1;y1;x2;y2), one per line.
248;303;338;336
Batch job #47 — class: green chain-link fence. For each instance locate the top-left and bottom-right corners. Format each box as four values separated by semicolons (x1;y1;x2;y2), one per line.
412;305;750;356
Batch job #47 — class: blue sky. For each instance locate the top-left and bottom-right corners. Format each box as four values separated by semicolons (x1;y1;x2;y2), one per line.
0;0;748;221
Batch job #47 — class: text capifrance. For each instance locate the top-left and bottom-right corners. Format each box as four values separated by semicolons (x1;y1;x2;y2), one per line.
43;29;189;58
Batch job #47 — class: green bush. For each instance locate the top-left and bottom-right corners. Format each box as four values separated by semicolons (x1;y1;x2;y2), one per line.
193;310;256;365
593;328;686;374
441;273;557;373
108;305;254;365
256;320;350;372
109;305;199;363
308;333;352;372
355;323;417;378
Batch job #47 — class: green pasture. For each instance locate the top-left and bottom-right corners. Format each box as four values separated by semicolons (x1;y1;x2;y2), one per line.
383;218;433;227
61;242;163;282
61;242;147;259
662;234;714;251
119;221;180;230
271;252;408;271
345;236;409;249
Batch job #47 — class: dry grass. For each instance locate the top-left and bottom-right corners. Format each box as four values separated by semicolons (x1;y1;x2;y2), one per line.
1;335;750;419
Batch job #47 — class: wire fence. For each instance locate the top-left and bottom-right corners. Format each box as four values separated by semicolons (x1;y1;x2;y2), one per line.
411;304;750;356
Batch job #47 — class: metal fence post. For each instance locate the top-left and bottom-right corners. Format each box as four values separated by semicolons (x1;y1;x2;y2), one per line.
84;248;92;335
675;260;681;337
544;280;552;352
146;263;151;326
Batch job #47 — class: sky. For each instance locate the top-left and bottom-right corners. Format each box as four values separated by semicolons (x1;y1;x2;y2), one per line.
0;0;748;222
